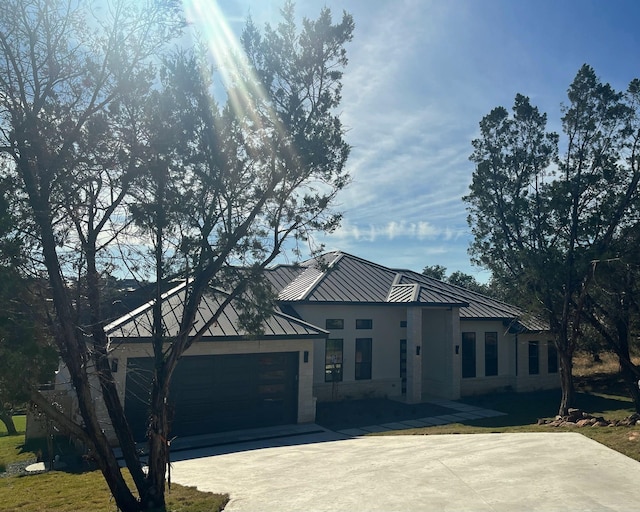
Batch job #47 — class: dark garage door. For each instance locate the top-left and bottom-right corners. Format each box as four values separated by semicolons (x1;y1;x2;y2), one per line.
124;352;299;440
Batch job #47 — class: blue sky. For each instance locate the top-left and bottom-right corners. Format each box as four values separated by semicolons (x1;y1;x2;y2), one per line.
198;0;640;280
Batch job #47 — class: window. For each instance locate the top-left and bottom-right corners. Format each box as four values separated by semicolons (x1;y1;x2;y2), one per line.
485;332;498;376
462;332;476;378
548;341;558;374
355;338;372;380
356;319;373;329
325;319;344;330
400;320;407;328
325;339;343;382
529;341;539;375
399;339;407;394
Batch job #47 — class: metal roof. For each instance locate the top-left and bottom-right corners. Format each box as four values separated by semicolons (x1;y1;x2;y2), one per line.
268;251;547;332
270;252;466;305
106;282;327;341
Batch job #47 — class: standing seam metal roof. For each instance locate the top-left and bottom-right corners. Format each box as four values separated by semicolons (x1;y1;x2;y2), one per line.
105;282;327;341
268;251;547;331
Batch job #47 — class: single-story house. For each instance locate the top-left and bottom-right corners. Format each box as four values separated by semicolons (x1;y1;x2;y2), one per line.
49;251;559;443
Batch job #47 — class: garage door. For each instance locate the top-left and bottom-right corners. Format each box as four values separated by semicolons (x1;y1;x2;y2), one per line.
124;352;299;440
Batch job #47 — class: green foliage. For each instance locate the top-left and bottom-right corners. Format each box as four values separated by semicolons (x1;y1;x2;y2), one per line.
421;265;493;296
465;65;640;414
422;264;447;280
0;170;57;428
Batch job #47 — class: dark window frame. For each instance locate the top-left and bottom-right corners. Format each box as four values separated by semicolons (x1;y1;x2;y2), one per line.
547;341;558;374
484;332;498;377
529;341;540;375
325;318;344;330
356;319;373;329
462;332;476;378
325;338;344;382
355;338;372;380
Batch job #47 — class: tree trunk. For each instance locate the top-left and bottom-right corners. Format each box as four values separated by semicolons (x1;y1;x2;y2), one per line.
619;360;640;414
558;349;574;416
141;378;169;512
22;174;141;512
0;409;17;436
614;300;640;413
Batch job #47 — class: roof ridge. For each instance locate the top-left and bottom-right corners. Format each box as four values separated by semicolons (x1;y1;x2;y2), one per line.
273;308;329;334
299;251;343;300
105;281;187;334
399;268;518;310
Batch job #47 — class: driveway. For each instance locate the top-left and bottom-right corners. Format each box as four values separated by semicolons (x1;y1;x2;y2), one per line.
169;431;640;511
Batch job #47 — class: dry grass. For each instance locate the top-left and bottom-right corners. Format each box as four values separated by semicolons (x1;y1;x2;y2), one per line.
573;350;640;378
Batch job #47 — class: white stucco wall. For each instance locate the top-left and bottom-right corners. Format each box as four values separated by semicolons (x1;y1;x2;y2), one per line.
457;321;560;396
294;304;406;401
458;320;516;396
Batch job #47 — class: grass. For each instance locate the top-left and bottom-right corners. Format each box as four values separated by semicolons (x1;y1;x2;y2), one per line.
0;416;32;471
0;416;228;512
0;470;229;512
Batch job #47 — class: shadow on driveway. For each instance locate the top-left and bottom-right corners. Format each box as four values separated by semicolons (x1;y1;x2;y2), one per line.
316;398;460;430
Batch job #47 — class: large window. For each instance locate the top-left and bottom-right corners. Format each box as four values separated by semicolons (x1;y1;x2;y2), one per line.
356;319;373;329
528;341;539;375
485;332;498;376
325;339;343;382
355;338;372;380
547;341;558;374
462;332;476;378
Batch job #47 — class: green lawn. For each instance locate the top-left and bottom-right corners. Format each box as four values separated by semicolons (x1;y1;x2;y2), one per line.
0;416;228;512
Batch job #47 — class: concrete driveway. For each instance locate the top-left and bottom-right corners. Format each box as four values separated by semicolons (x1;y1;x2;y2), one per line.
169;431;640;511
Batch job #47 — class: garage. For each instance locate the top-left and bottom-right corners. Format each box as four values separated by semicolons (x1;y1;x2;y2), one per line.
124;352;299;440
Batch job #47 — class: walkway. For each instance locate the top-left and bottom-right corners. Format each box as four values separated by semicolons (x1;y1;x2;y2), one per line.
327;397;506;436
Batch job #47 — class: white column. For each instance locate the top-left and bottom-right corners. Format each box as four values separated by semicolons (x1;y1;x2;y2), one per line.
446;307;461;400
406;307;423;404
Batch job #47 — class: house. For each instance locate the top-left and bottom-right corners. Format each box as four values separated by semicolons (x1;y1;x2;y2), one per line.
45;251;559;443
265;251;558;404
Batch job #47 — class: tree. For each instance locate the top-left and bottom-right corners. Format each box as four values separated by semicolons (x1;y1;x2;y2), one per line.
0;173;57;435
422;264;447;280
0;270;57;435
446;271;492;295
0;0;353;510
422;265;492;295
465;65;640;415
580;229;640;412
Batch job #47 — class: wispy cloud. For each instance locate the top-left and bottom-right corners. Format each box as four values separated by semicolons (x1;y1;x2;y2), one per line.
328;219;465;244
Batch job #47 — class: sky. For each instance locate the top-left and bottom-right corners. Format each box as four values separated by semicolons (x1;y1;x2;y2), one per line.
190;0;640;281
